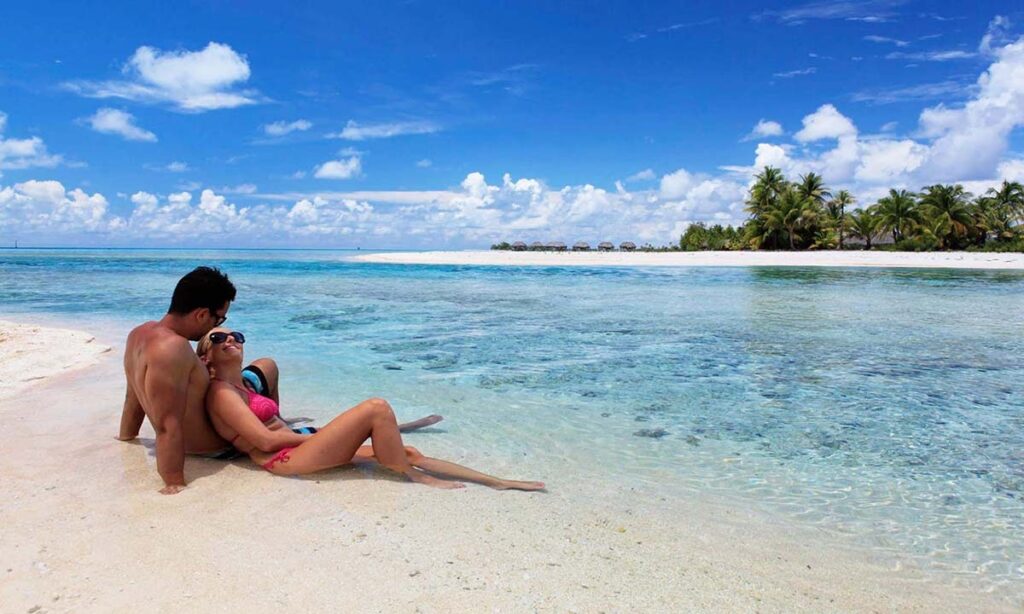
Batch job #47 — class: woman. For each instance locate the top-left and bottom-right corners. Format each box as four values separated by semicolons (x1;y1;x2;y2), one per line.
198;327;544;491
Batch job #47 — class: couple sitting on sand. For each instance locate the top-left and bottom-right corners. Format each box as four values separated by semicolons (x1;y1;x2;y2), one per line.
117;266;543;495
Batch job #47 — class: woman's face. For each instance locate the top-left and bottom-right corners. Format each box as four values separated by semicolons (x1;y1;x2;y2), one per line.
200;327;245;368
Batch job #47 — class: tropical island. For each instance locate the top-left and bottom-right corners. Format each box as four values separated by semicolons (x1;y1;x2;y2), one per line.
490;168;1024;253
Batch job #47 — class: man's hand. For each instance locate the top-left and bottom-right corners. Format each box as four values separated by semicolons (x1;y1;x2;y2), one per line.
159;484;186;495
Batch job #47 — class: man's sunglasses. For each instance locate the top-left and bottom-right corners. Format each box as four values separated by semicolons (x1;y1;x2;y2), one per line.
209;331;245;345
210;309;228;326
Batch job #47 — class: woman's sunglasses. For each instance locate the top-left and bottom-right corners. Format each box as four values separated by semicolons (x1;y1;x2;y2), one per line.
209;331;245;345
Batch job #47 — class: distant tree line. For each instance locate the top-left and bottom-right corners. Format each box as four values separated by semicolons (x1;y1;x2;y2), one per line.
680;168;1024;252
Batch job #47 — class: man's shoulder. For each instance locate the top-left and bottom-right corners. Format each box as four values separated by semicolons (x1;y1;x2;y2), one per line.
135;325;194;361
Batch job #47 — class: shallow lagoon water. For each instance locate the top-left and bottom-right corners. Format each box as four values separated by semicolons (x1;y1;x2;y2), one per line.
2;249;1023;591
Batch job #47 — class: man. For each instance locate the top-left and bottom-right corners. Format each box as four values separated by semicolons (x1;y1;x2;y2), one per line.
118;266;238;494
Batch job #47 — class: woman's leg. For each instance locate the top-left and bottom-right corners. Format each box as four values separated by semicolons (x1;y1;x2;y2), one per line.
268;398;462;489
397;447;545;491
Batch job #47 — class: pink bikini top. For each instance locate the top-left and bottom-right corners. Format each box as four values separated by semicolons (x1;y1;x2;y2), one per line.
230;382;280;422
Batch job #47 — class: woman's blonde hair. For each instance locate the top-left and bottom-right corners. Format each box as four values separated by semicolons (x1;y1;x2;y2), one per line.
196;329;219;357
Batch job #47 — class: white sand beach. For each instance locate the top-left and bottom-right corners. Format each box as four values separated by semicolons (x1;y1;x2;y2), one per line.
351;250;1024;270
1;319;1018;613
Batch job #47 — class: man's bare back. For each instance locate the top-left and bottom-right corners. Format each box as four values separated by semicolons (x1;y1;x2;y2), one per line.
117;265;236;494
121;321;228;455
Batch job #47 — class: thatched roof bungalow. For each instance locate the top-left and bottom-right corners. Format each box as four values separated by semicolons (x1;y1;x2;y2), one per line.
529;241;545;251
597;241;614;251
620;241;637;251
546;241;568;252
572;241;590;251
511;241;528;251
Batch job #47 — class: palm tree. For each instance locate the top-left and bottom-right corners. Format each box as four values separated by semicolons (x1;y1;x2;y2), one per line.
826;190;855;249
747;167;787;217
796;173;831;209
986;180;1024;226
918;184;973;249
765;188;815;250
973;194;1016;244
745;166;789;249
873;189;918;244
847;208;880;250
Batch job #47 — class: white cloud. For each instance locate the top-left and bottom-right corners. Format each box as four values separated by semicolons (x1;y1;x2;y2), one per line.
0;112;63;175
627;168;656;181
912;34;1024;181
327;120;440;140
416;159;432;168
0;180;117;234
864;35;908;47
167;162;189;172
886;50;976;62
980;15;1012;56
794;104;857;141
85;108;157;142
263;119;312;136
774;67;817;78
314;156;362;179
744;119;784;141
64;42;258;112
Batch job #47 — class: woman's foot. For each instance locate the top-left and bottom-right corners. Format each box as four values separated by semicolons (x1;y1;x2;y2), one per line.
493;480;546;491
398;414;444;432
407;469;465;489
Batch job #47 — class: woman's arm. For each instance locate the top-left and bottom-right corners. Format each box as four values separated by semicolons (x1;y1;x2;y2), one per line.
207;385;307;452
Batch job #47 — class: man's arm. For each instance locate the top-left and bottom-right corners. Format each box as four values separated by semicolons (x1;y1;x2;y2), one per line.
117;375;146;441
143;340;193;494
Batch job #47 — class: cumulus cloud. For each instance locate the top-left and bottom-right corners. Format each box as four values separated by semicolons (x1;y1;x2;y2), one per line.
0;180;118;235
263;119;312;136
416;159;432;168
0;112;63;175
327;120;440;140
743;119;784;141
314;156;362;179
64;42;258;112
85;108;157;142
794;104;857;141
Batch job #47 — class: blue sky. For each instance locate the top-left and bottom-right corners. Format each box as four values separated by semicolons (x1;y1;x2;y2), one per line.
1;0;1022;248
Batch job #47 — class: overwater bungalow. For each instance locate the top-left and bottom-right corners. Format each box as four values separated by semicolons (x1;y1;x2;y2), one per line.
597;241;614;251
511;241;528;251
572;241;590;251
620;241;637;251
547;241;568;252
529;241;545;251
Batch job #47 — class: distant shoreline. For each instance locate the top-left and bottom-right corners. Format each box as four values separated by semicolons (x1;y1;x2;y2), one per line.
350;250;1024;270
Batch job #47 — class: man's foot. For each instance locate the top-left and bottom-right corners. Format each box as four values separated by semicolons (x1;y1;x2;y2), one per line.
493;480;546;492
407;469;465;489
398;414;444;432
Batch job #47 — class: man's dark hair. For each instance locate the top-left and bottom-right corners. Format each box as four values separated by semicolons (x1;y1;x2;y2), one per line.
168;266;237;315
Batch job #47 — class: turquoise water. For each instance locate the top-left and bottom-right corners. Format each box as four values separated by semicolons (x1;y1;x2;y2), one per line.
2;249;1023;591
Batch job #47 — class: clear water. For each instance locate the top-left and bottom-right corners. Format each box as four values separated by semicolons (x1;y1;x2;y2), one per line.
2;249;1023;591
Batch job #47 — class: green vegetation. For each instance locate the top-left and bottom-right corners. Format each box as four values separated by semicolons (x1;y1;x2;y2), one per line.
679;168;1024;252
